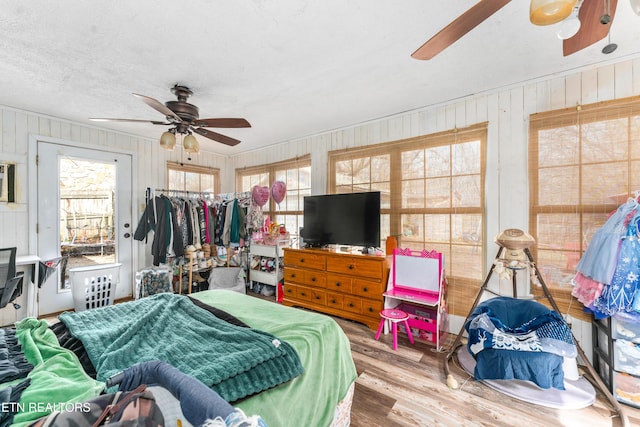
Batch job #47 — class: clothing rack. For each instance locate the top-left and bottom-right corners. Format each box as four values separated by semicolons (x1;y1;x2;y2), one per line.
149;187;251;200
142;187;252;294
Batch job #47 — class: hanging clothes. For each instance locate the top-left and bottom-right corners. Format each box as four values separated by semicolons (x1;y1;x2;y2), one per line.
134;195;184;266
592;212;640;316
136;188;252;265
202;200;211;244
575;199;637;285
571;272;604;307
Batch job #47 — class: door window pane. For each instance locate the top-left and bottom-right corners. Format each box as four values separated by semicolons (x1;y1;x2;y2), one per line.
59;158;116;289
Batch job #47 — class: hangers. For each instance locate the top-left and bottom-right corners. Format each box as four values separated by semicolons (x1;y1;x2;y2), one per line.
147;187;251;204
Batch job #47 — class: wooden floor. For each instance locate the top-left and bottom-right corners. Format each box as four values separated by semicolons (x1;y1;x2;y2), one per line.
42;290;640;426
333;316;640;427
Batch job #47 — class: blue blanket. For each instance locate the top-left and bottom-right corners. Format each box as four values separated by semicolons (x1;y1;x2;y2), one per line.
465;297;576;358
59;293;304;402
465;297;576;390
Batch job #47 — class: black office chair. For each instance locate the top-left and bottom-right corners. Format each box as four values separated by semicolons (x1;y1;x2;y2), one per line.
0;247;24;310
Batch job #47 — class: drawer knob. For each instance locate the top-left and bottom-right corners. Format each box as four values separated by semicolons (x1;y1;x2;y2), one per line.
349;303;354;307
301;292;306;296
291;273;296;278
311;277;316;282
315;295;321;300
286;289;292;293
335;282;341;287
363;287;368;292
348;264;354;270
331;299;336;304
368;307;374;312
300;258;305;263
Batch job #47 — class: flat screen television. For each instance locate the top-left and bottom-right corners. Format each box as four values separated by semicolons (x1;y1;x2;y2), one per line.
300;191;381;248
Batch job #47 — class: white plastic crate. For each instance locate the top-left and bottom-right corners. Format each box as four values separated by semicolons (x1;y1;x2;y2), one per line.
614;339;640;377
69;263;121;311
612;311;640;344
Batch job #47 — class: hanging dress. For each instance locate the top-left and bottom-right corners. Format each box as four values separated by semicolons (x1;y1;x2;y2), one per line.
576;199;637;285
593;212;640;316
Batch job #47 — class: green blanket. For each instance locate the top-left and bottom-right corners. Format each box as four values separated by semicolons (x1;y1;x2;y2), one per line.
193;290;358;427
59;293;303;402
9;318;104;427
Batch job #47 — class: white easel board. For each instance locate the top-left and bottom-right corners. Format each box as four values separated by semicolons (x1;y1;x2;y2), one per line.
393;248;442;293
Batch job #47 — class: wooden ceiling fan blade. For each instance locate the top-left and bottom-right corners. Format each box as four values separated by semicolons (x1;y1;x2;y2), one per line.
193;127;241;146
563;0;617;56
411;0;512;60
89;118;169;125
133;93;182;121
193;118;251;128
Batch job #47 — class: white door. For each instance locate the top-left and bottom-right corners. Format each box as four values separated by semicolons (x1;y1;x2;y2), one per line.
37;141;133;315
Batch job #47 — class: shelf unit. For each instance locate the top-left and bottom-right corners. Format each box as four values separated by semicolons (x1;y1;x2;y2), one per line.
593;312;640;409
249;240;289;301
592;316;615;393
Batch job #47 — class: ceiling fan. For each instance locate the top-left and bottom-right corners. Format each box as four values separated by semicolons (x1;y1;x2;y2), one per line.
90;84;251;147
411;0;618;60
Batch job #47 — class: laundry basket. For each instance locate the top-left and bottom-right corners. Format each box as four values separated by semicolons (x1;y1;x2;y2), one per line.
69;263;121;311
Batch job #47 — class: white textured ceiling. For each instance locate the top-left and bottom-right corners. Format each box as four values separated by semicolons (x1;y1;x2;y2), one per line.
1;1;640;155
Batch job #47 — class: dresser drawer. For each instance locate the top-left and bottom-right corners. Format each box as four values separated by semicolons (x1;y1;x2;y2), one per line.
283;283;299;298
285;267;326;288
297;286;326;304
284;267;306;284
326;255;384;280
303;270;326;288
327;292;344;310
353;278;384;298
342;295;363;314
326;273;353;293
362;298;383;316
284;250;326;270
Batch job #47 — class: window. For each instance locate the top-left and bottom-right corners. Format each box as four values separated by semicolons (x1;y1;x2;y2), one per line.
329;124;487;316
529;96;640;321
236;156;311;236
167;162;220;194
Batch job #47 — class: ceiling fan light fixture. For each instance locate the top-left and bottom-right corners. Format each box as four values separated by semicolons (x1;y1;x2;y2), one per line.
159;130;176;150
557;15;581;39
530;0;578;25
183;134;200;154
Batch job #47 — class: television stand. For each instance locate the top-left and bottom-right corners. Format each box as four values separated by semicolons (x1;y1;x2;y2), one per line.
282;247;389;330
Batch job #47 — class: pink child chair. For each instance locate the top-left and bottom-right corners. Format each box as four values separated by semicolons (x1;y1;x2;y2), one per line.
375;308;414;350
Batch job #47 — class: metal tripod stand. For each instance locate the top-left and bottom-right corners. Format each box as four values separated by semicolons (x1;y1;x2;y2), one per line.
443;246;629;427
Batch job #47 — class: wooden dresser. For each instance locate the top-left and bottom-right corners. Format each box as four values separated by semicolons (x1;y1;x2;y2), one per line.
282;247;388;330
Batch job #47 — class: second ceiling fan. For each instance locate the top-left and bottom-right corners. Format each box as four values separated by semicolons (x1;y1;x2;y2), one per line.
411;0;618;60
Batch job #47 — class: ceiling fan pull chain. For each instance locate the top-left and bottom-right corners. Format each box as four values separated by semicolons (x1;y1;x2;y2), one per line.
601;0;612;24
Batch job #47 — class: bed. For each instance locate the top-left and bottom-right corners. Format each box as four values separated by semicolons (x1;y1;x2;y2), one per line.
1;290;358;427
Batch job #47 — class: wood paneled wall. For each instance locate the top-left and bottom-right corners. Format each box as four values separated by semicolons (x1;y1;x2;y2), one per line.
1;57;639;350
0;109;227;324
230;57;640;360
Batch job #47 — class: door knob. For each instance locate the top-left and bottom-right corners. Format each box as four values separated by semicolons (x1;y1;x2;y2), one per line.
124;233;131;238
